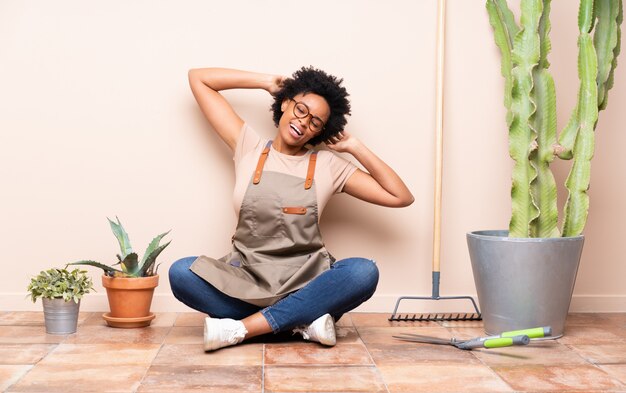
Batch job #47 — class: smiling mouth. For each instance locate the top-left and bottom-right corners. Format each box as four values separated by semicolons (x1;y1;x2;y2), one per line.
289;123;303;136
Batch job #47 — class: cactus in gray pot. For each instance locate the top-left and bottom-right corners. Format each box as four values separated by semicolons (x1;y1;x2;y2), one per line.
487;0;622;238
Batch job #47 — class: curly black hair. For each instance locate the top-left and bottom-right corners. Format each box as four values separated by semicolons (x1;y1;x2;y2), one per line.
271;66;351;146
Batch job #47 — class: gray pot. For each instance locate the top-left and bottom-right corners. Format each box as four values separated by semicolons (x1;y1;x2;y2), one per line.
467;230;584;338
42;298;80;334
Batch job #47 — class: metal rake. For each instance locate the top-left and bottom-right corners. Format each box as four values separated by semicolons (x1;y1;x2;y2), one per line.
389;0;481;323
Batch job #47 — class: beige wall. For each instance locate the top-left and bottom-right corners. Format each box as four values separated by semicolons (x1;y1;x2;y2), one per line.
2;1;624;313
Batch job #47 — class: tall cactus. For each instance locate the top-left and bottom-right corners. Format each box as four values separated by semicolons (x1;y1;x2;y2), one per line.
486;0;623;238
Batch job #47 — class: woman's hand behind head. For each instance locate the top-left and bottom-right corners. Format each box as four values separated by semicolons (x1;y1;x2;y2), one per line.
267;75;288;96
325;130;360;154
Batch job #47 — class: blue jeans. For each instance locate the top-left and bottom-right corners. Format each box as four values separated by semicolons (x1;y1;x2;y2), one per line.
169;256;379;333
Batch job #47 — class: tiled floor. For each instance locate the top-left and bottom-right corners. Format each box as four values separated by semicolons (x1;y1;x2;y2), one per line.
1;312;625;392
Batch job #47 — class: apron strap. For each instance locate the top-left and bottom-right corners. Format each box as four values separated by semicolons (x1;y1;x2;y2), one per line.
253;140;317;189
253;141;272;185
304;152;318;190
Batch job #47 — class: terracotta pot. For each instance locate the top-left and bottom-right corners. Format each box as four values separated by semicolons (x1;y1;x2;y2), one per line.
101;274;158;328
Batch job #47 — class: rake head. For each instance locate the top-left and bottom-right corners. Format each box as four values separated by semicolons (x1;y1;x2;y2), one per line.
388;295;482;322
389;312;482;322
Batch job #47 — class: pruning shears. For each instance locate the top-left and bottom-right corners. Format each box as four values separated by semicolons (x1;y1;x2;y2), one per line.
393;326;552;350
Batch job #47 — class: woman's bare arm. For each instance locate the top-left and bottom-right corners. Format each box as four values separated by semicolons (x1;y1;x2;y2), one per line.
326;131;414;208
188;68;284;151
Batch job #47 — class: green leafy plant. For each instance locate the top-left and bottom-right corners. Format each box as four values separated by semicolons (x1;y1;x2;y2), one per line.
67;217;171;278
27;268;94;303
487;0;622;237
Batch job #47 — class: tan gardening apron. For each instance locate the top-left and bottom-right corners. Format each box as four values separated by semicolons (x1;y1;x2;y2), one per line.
190;141;335;307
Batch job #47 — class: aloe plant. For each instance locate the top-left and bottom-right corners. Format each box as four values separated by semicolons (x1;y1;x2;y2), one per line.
487;0;623;238
67;217;171;277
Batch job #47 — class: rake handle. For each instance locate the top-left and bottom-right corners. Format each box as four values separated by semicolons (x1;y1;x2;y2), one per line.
433;0;446;274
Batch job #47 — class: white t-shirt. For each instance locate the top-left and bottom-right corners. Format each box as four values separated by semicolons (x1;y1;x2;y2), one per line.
232;123;357;219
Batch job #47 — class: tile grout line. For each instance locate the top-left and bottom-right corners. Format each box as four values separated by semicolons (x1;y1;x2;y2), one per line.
3;313;70;392
262;343;266;393
561;341;626;389
133;312;176;393
466;347;518;393
444;322;518;393
4;364;34;392
467;332;626;392
353;322;391;393
561;341;601;366
263;363;393;369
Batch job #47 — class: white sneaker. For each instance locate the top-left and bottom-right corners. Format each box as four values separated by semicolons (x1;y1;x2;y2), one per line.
204;317;248;352
293;313;336;346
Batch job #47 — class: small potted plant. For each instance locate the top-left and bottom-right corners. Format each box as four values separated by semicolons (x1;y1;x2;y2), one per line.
67;217;171;328
27;268;94;334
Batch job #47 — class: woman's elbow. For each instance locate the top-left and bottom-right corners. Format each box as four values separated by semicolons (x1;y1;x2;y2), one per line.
385;194;414;208
397;194;415;208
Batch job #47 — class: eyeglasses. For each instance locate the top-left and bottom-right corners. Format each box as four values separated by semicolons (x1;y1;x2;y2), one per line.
290;99;325;133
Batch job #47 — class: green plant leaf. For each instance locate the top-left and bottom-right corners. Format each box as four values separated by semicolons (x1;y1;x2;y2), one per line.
557;104;578;160
594;0;619;104
538;0;552;69
595;0;622;109
26;268;94;302
508;0;543;238
66;260;125;276
121;253;140;276
562;33;598;237
529;68;560;237
487;0;517;122
601;0;623;110
108;217;133;259
495;0;520;40
140;231;171;267
579;0;596;33
139;241;171;277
